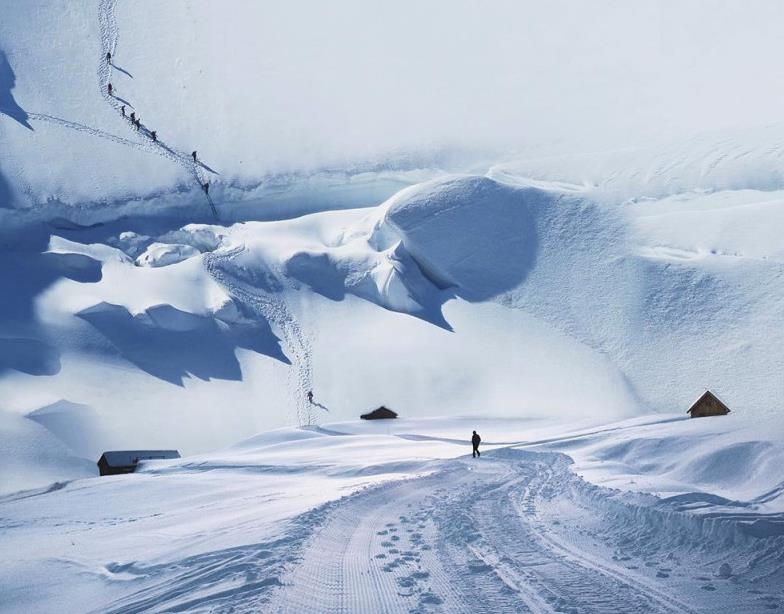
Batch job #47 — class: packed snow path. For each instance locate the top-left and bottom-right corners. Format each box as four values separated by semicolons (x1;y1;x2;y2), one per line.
5;432;783;614
269;452;692;613
262;449;778;613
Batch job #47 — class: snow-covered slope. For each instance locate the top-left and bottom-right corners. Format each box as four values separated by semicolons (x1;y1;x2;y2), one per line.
2;168;783;495
2;416;782;613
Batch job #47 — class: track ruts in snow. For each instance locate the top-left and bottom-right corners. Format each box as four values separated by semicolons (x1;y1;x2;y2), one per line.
264;450;767;613
97;0;219;218
204;246;315;427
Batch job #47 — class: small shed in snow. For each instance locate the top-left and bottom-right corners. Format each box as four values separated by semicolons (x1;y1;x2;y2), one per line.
97;450;180;476
686;390;731;418
361;406;398;420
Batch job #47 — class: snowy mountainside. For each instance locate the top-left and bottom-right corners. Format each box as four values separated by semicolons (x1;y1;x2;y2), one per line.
2;171;783;497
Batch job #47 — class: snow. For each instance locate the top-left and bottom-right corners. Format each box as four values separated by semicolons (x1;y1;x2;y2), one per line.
1;416;782;613
2;1;784;611
134;242;200;267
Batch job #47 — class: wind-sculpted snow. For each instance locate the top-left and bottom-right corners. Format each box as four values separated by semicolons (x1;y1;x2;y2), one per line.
3;417;782;613
2;171;784;478
373;176;540;301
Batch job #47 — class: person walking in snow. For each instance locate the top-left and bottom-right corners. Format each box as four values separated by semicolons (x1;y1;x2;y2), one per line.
192;151;197;162
307;390;314;404
203;182;210;194
106;52;111;63
151;130;157;142
134;118;140;130
130;111;135;122
471;431;481;458
120;105;125;117
107;83;113;96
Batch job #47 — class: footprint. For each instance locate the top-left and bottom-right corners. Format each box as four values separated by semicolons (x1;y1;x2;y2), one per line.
375;553;387;559
701;584;716;591
419;592;443;605
377;530;388;536
468;561;493;574
656;571;670;579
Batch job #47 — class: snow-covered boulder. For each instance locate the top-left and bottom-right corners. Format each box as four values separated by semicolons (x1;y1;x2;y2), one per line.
135;242;200;267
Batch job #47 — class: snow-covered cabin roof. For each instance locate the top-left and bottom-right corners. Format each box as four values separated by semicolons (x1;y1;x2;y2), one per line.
98;450;180;467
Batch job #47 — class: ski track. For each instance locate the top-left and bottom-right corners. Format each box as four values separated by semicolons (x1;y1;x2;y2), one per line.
86;449;784;612
261;450;782;614
204;245;315;427
72;0;220;218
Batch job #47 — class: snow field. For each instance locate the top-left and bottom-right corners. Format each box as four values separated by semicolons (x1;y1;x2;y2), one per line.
1;415;782;613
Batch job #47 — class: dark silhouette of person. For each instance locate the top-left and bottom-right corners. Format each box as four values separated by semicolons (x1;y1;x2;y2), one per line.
134;118;140;130
107;83;113;96
151;130;157;142
471;431;481;458
307;390;314;404
130;111;135;121
203;182;209;194
106;52;111;62
120;105;125;117
191;151;197;162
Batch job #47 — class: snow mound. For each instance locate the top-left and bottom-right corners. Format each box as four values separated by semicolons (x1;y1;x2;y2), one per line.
26;400;104;461
532;414;784;513
0;409;95;495
135;242;200;267
371;176;541;301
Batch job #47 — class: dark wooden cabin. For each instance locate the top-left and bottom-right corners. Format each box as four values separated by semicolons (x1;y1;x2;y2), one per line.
686;390;731;418
97;450;180;476
360;406;398;420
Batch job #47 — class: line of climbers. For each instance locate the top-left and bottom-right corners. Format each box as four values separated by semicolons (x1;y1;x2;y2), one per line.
105;53;211;196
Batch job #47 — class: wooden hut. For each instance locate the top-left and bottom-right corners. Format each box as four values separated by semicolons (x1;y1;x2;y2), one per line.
360;406;398;420
97;450;180;476
686;390;731;418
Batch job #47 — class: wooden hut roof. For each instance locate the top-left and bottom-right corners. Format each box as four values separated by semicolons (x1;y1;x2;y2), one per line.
686;390;730;414
98;450;180;467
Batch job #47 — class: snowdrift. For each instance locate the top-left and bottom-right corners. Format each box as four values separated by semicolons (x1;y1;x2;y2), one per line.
2;172;783;488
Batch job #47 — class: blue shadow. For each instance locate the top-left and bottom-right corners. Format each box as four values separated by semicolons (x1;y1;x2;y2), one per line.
77;302;288;386
0;50;32;130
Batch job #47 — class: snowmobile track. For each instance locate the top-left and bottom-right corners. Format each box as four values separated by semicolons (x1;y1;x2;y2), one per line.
265;452;717;613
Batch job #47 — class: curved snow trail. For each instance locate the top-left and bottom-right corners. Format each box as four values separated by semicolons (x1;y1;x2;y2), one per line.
92;449;782;613
97;0;219;218
266;451;746;614
204;246;315;426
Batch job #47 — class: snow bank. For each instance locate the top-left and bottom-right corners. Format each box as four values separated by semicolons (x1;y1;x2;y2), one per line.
135;242;199;267
0;409;95;494
530;414;784;514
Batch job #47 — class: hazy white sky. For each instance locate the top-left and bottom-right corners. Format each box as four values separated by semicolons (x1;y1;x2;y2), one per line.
179;0;784;158
3;0;784;188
